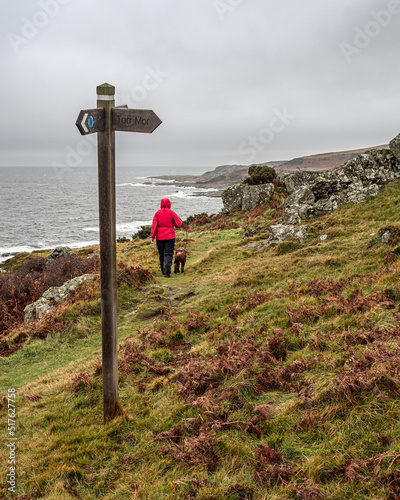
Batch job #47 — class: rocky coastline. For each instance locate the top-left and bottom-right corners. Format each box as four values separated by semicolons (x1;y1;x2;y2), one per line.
149;144;389;196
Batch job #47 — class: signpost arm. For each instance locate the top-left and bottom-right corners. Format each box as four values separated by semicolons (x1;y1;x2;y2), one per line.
96;83;119;422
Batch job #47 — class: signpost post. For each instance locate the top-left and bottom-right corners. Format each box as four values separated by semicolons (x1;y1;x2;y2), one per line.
76;83;162;422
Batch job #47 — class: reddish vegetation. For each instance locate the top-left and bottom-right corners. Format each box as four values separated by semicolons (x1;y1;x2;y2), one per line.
228;291;285;320
175;339;276;399
159;427;219;472
386;471;400;499
185;311;211;332
0;255;99;337
305;278;350;297
328;344;400;400
256;445;282;466
187;213;240;232
287;290;395;325
153;424;183;444
295;488;325;500
67;257;400;497
117;261;153;288
326;458;368;483
68;370;94;395
254;450;294;491
119;339;171;378
0;256;154;356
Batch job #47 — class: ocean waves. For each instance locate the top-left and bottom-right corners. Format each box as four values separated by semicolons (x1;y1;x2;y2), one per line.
0;166;223;264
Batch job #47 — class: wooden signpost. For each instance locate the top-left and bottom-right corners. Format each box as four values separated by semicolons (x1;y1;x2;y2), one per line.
76;83;162;422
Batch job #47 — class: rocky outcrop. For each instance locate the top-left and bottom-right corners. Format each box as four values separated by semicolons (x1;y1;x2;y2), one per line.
278;171;320;195
282;148;400;225
242;224;308;249
24;274;96;322
222;183;274;212
47;246;77;262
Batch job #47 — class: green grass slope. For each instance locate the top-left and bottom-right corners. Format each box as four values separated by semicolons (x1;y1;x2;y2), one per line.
2;183;400;499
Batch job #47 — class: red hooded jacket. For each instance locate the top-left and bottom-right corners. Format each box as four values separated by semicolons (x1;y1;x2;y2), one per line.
150;198;182;240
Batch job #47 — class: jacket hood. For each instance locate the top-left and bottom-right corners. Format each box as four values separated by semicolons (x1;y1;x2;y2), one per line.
160;198;171;209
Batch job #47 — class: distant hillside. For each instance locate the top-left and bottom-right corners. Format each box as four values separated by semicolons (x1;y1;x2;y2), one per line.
274;144;389;173
155;144;389;189
154;164;249;188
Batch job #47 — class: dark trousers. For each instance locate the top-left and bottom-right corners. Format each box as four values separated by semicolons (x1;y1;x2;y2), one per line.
156;238;175;276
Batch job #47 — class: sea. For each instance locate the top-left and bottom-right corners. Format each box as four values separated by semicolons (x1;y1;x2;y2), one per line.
0;166;223;264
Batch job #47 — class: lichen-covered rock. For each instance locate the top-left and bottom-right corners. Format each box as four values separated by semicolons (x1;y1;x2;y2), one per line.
283;148;400;224
283;186;315;225
222;183;274;212
23;274;96;322
267;224;309;245
278;171;320;195
221;184;243;212
47;246;77;262
242;224;308;249
243;184;274;211
390;133;400;163
23;298;51;323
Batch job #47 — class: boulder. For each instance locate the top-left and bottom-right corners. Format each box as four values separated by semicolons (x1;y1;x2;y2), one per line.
222;183;274;212
47;246;76;262
23;274;96;322
266;224;309;245
283;148;400;225
242;224;308;249
24;298;52;323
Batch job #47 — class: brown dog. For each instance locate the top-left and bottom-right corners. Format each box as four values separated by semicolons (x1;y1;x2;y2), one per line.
174;247;188;273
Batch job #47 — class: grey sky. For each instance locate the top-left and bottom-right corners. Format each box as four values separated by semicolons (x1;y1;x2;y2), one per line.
1;0;399;168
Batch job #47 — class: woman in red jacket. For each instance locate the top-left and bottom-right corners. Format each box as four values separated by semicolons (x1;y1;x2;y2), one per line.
150;198;182;277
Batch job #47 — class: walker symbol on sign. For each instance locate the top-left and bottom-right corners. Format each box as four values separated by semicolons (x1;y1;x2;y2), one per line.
75;108;105;135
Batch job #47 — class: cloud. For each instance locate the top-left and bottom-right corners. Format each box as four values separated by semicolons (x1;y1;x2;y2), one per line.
1;0;400;167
